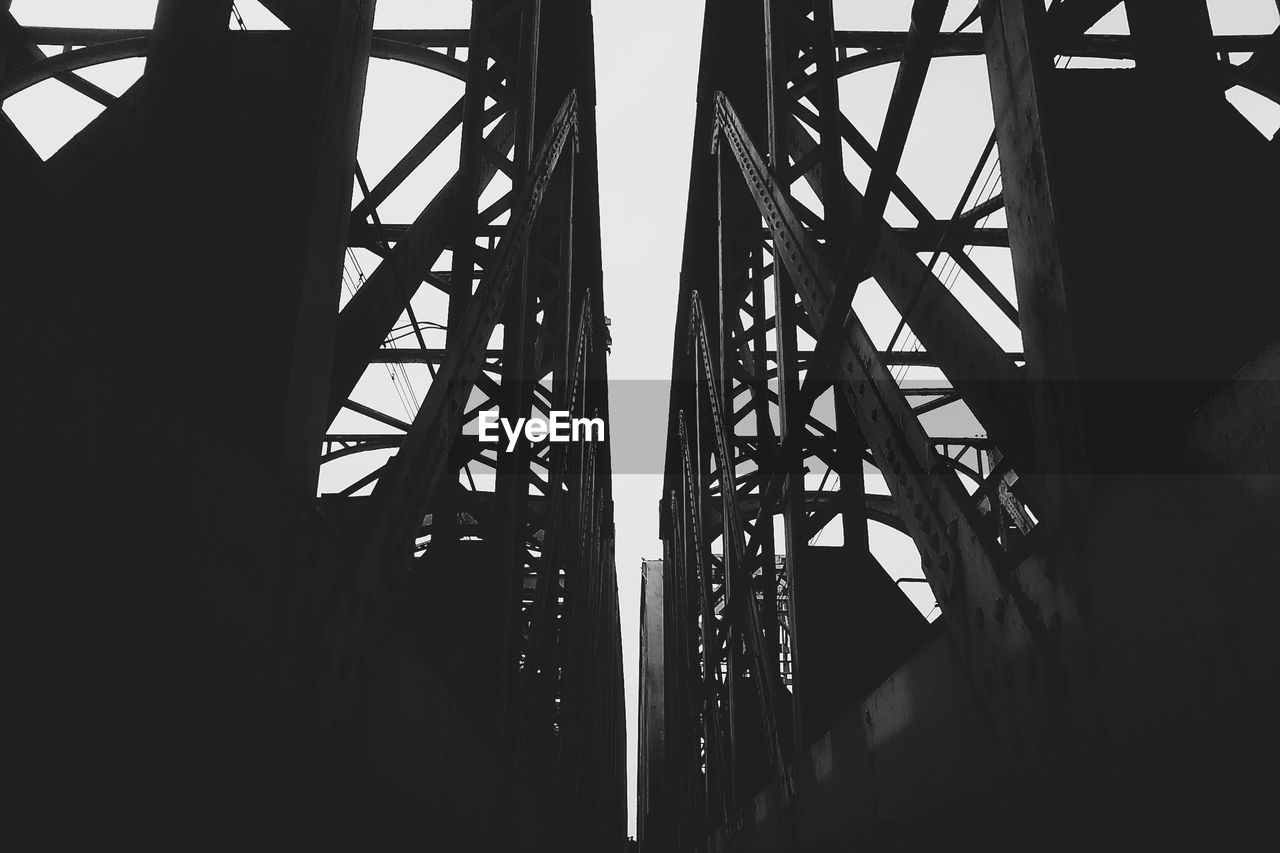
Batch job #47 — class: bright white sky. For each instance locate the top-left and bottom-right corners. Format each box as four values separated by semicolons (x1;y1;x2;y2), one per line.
7;0;1279;840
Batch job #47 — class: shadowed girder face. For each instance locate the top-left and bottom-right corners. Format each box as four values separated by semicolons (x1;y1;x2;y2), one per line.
3;1;627;848
642;1;1280;848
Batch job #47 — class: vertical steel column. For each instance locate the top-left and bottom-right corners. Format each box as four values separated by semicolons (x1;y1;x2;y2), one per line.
746;250;780;669
678;414;729;832
713;145;752;809
488;0;541;745
515;159;575;802
805;1;873;578
979;0;1089;524
763;0;876;754
761;0;811;762
693;353;736;812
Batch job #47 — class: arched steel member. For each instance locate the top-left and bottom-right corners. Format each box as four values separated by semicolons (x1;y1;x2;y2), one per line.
0;32;468;102
833;30;1272;78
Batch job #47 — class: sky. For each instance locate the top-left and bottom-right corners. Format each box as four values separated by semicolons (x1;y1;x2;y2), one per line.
593;1;702;833
7;0;1280;840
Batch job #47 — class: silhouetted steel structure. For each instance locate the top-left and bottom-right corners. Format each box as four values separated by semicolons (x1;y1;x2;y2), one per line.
643;1;1280;850
4;2;624;849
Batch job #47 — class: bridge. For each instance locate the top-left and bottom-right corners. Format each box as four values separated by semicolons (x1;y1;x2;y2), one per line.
640;1;1280;850
4;2;1279;851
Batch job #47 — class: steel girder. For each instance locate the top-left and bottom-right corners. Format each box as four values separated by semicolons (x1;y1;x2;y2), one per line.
644;1;1280;851
2;3;623;849
318;4;625;848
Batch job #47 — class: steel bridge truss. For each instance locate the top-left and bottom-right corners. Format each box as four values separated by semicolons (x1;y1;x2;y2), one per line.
3;2;623;848
647;1;1280;850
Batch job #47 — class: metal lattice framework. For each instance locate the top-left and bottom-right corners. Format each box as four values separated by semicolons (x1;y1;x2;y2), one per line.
643;1;1280;850
3;2;623;849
